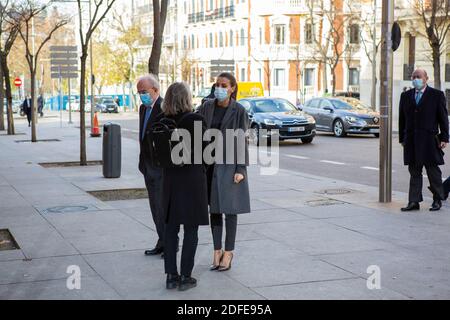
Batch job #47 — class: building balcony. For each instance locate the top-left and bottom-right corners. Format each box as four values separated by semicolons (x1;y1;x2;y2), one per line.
254;0;308;16
188;5;235;24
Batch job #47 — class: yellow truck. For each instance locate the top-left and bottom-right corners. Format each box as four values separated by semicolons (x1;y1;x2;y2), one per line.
236;82;264;100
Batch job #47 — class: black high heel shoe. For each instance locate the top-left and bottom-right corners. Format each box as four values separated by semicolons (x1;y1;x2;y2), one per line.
210;250;223;271
218;252;233;272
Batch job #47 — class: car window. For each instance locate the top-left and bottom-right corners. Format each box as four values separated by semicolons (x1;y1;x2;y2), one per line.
320;100;333;108
239;100;252;111
253;99;297;113
330;99;369;111
308;99;320;109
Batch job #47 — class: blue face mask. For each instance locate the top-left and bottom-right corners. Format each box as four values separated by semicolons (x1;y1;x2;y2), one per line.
412;79;424;90
140;93;153;107
214;87;229;102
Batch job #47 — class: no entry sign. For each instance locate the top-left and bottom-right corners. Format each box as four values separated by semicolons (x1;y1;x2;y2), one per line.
14;78;22;87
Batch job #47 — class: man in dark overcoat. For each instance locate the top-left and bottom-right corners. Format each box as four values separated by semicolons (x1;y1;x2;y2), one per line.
399;68;449;212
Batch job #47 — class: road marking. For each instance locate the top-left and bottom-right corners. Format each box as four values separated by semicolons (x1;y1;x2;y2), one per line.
320;160;346;165
286;154;310;160
362;166;379;171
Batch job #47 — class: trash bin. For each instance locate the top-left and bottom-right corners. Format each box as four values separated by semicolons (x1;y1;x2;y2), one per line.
103;123;121;178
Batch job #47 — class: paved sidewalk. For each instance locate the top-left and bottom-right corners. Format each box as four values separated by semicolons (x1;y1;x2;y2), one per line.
1;115;450;300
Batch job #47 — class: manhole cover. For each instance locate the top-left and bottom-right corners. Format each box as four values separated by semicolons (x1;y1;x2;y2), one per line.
316;189;354;195
42;206;90;214
306;199;346;207
0;229;20;251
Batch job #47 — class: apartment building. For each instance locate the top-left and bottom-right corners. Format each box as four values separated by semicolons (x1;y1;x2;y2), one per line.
178;0;362;104
359;0;450;130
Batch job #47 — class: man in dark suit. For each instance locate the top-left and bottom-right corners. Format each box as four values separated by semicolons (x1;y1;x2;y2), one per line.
22;96;32;127
137;74;165;256
399;68;449;212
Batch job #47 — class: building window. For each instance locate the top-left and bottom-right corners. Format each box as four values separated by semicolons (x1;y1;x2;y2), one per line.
209;0;213;10
258;68;262;82
191;0;195;14
191;34;195;48
348;68;360;86
240;28;245;46
349;24;360;44
183;35;187;49
274;68;285;87
274;25;285;45
259;28;263;45
240;68;246;81
305;23;313;44
209;33;213;48
304;68;314;86
219;32;224;47
230;30;234;46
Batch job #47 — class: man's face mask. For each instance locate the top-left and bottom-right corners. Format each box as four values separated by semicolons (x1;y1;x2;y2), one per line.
140;92;153;107
214;87;229;102
412;78;425;90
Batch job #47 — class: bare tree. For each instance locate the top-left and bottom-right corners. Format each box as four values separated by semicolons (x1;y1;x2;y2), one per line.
76;0;116;165
307;0;356;95
414;0;450;90
15;0;69;142
148;0;168;76
0;0;20;134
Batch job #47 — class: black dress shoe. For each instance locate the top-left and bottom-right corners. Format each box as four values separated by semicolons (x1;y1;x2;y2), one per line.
401;202;420;212
178;276;197;291
430;200;442;211
145;247;164;256
166;274;179;290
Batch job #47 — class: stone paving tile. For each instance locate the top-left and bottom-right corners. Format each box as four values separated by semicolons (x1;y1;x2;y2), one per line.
0;255;96;285
317;249;450;299
83;247;263;300
8;224;78;259
0;276;121;300
0;206;47;228
253;278;410;300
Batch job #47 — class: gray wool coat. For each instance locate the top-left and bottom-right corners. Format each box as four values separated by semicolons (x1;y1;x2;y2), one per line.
197;99;251;215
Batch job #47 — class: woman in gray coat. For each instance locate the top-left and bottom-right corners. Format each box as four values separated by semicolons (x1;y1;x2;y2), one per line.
197;72;251;272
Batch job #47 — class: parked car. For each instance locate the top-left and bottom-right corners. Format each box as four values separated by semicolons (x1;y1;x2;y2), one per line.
71;99;92;112
238;97;317;145
3;99;21;114
301;97;380;137
96;97;118;113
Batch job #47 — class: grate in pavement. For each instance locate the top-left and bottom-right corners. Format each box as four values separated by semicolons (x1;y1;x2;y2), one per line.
15;139;61;143
316;188;355;195
306;199;346;207
87;188;148;201
0;229;20;251
39;160;103;168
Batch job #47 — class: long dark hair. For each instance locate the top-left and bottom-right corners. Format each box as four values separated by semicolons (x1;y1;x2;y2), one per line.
217;72;238;100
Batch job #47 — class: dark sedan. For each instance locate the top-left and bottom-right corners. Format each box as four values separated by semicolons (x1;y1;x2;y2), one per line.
96;98;119;113
239;97;317;145
301;97;380;137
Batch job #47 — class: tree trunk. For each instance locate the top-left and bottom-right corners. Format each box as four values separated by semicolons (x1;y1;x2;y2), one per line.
0;61;5;131
79;54;88;166
331;67;337;96
148;0;169;76
322;62;328;95
432;44;441;90
31;70;37;142
2;56;15;135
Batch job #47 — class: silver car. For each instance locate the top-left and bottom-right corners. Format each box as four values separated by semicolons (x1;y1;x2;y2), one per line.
301;97;380;137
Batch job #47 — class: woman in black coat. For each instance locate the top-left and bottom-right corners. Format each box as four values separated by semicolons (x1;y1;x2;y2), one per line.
157;82;209;292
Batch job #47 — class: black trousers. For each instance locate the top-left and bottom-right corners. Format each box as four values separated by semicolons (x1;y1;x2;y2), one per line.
164;224;199;277
144;169;165;248
408;164;444;202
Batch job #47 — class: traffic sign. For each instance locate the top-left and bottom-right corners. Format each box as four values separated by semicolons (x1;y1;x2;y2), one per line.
14;78;22;87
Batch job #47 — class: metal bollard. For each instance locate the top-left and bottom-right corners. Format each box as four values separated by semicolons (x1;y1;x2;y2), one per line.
103;123;121;178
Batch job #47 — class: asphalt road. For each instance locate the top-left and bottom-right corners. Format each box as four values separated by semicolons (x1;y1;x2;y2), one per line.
111;115;450;195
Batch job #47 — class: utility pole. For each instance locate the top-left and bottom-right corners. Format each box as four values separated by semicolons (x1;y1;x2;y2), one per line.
379;0;394;203
371;0;377;111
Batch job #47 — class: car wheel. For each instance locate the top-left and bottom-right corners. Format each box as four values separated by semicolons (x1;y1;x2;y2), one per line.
374;133;379;138
301;137;314;144
333;119;347;137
